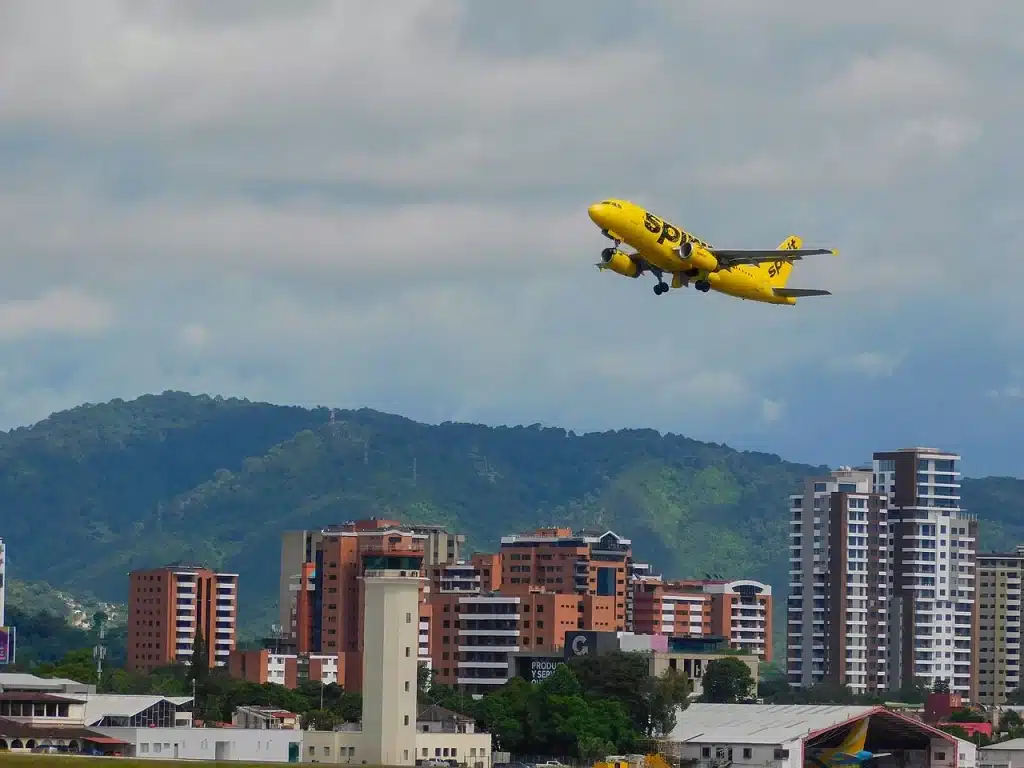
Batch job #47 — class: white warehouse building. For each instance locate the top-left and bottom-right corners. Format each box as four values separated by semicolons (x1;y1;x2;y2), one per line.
664;704;970;768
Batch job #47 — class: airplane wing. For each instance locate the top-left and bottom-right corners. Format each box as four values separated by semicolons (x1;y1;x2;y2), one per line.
711;247;837;267
773;288;832;297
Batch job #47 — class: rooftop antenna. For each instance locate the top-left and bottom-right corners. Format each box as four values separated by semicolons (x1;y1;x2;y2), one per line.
413;457;417;487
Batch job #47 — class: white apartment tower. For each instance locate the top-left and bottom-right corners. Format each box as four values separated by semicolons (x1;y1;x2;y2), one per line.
360;564;421;766
874;448;978;700
787;468;890;694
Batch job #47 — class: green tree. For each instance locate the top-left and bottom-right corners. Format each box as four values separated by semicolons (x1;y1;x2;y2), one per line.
568;651;686;736
933;678;950;694
190;627;210;684
948;708;988;723
1000;709;1023;733
702;657;755;703
36;648;97;685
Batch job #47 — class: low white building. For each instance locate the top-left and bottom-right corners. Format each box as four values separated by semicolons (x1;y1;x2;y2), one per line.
304;705;491;767
94;726;302;762
665;704;962;768
979;738;1024;768
957;738;978;768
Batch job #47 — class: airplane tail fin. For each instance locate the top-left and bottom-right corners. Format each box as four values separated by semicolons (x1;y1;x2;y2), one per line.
836;717;870;756
758;236;802;287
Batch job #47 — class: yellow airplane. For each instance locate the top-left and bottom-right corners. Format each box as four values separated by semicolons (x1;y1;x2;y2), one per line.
805;716;892;768
587;198;838;304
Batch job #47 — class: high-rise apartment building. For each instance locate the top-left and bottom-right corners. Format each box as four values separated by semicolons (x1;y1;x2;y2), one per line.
427;587;582;695
428;554;501;595
976;548;1023;706
632;578;773;661
874;448;978;700
127;564;238;673
276;520;441;690
278;519;462;633
499;528;633;631
787;467;890;693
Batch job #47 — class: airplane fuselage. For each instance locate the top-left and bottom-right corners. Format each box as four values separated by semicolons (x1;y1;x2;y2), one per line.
588;199;798;305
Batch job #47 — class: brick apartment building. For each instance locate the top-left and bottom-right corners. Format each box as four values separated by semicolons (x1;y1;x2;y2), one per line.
228;521;772;693
126;564;238;673
631;578;773;661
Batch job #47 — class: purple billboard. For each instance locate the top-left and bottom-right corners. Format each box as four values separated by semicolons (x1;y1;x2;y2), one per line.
0;626;15;665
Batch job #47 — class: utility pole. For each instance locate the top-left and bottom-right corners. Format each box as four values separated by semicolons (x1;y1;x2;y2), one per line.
412;457;417;487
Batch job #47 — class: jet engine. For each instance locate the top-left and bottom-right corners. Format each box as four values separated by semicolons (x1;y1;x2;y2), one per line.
678;241;718;273
600;248;641;278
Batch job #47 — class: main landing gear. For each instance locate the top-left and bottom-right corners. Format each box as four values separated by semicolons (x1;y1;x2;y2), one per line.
682;267;711;293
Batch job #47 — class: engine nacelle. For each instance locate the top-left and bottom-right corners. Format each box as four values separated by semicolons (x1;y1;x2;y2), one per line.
600;248;641;278
679;240;718;273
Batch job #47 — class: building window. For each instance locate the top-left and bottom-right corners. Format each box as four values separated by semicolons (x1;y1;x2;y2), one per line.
743;749;752;759
406;612;412;623
405;681;410;692
404;715;410;725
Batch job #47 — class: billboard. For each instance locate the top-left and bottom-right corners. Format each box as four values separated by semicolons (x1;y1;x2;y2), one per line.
0;626;14;666
517;654;564;684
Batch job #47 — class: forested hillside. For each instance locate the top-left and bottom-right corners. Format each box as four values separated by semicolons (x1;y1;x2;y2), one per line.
2;391;1021;652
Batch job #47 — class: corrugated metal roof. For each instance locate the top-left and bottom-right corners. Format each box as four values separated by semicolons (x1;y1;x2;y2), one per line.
667;704;877;745
981;739;1024;751
50;693;194;726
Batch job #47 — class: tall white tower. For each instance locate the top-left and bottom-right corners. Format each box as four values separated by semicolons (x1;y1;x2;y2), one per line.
360;563;422;766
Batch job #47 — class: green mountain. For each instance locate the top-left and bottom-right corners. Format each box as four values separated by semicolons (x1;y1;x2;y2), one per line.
6;578;127;629
2;391;1021;659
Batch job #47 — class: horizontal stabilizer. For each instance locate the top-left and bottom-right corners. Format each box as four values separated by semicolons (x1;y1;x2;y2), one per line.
773;288;832;298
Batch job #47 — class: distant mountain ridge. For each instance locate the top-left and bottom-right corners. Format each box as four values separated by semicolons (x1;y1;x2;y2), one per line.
2;391;1021;653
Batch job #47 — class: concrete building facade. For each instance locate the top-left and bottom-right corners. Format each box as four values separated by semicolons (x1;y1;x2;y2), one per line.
274;520;454;690
127;565;238;673
875;448;978;700
360;566;420;765
977;547;1024;706
499;528;633;631
787;467;890;693
632;578;773;661
428;588;582;695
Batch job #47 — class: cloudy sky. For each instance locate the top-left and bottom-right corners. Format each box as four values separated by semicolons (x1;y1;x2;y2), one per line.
0;0;1021;476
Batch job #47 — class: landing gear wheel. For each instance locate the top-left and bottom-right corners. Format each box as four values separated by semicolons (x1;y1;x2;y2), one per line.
654;283;668;295
695;280;711;293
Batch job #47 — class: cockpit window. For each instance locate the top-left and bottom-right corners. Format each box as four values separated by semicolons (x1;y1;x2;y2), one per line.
600;200;622;208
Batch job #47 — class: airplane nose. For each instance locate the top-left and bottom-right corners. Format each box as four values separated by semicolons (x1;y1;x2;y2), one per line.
587;202;607;225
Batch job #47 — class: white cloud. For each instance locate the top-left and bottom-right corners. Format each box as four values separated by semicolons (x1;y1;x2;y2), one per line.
0;287;114;341
761;399;784;423
830;352;903;379
178;323;211;350
0;0;1019;471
